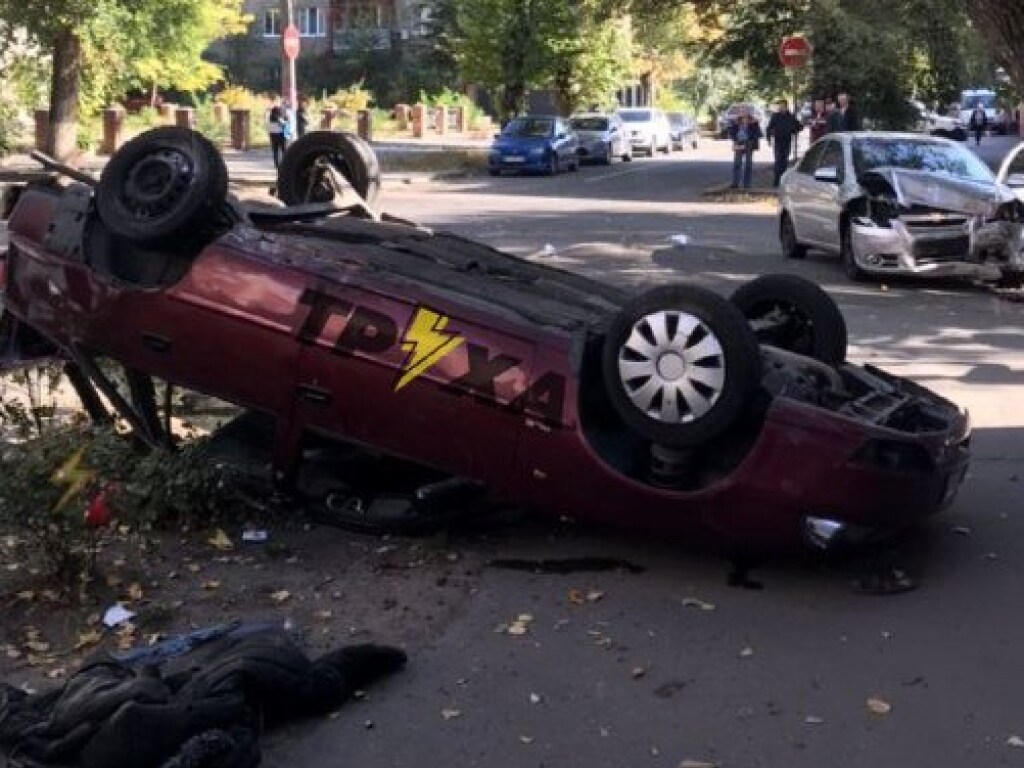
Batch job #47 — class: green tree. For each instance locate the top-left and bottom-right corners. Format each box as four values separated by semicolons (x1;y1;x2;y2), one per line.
0;0;246;159
964;1;1024;95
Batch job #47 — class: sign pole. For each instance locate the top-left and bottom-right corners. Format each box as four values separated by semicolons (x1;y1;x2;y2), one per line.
792;67;799;161
280;0;298;108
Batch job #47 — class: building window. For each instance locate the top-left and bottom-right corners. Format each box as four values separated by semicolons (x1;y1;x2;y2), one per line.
263;8;281;36
298;7;326;37
335;2;393;30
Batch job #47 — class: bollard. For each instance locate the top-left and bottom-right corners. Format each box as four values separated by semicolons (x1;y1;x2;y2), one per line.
229;109;251;150
321;107;337;130
394;103;410;131
453;105;466;133
213;102;229;124
158;103;176;123
34;109;50;152
356;109;373;142
411;103;425;138
435;106;448;136
100;107;125;155
175;108;195;130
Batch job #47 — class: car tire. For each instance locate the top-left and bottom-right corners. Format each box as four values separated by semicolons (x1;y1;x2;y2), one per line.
622;148;633;162
547;152;559;176
840;220;867;281
780;213;808;259
277;131;381;207
603;142;614;165
96;127;227;245
601;284;761;448
489;168;501;177
730;274;848;364
570;155;580;172
692;139;699;150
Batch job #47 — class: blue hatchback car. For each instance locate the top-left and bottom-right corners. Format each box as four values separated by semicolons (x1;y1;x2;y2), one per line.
488;115;580;176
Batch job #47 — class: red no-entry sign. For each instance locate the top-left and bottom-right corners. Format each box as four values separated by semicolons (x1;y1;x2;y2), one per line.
779;36;812;68
283;24;300;60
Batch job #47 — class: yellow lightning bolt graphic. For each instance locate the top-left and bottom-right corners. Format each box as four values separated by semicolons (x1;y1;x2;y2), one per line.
394;307;465;391
50;446;96;513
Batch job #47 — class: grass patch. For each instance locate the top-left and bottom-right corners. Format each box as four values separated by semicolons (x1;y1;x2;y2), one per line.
378;149;488;175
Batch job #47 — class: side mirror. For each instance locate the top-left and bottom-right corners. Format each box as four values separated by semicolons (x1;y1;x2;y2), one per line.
814;166;840;183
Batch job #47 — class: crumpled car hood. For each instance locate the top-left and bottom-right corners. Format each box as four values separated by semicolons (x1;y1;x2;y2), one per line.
860;166;1015;215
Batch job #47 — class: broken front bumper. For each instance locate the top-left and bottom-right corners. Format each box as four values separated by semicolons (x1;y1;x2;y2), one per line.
851;217;1024;279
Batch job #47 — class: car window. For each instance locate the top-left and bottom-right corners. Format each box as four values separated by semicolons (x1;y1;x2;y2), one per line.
570;117;608;131
797;142;826;174
619;110;652;123
852;138;994;182
817;141;844;179
504;118;554;138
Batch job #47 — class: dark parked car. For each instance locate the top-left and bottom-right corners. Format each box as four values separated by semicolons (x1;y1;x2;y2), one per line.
0;129;970;553
488;115;580;176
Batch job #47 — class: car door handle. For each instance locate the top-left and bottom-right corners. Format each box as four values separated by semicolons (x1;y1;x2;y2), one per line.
298;384;332;404
141;333;171;353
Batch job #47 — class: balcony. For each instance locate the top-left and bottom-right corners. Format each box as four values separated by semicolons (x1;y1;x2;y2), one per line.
332;27;393;51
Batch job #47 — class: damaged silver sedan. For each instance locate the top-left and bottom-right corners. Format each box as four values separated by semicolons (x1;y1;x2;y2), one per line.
779;132;1024;282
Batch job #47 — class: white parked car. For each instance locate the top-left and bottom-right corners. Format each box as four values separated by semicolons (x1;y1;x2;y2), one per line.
778;132;1024;283
910;99;967;141
616;108;671;157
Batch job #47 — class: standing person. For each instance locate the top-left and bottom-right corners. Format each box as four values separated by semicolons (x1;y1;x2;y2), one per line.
296;97;310;138
968;102;987;145
267;102;288;169
766;99;803;187
828;92;861;132
729;108;762;189
808;98;829;143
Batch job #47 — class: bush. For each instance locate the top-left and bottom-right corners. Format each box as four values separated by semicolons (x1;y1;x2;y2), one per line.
326;82;373;113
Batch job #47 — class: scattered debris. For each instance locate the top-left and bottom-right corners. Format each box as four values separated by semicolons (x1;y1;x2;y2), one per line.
488;558;646;575
866;697;892;715
739;647;754;658
804;715;825;725
631;667;646;679
102;605;136;628
519;735;534;745
207;528;234;551
950;525;972;536
271;590;292;604
587;590;605;603
681;598;716;612
679;760;718;768
242;530;269;543
669;234;690;248
529;692;542;704
441;708;462;720
1007;735;1024;748
507;614;533;636
853;567;917;595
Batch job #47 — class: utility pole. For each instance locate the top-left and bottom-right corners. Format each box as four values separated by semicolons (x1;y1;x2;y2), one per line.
280;0;298;107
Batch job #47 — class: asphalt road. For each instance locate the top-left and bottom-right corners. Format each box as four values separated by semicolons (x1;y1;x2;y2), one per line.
261;136;1024;768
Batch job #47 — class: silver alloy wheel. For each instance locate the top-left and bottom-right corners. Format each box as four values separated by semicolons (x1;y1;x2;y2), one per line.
617;310;726;424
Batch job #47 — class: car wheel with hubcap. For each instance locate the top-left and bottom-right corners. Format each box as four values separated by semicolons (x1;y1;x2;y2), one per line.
96;127;227;245
602;285;761;448
730;274;848;364
780;212;808;259
840;221;867;281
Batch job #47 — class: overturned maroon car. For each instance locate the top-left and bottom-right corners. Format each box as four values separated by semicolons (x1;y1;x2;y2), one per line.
0;128;970;552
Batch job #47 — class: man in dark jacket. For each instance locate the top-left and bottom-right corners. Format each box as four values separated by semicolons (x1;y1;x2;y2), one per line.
728;108;763;189
827;92;861;132
968;102;988;145
766;100;803;187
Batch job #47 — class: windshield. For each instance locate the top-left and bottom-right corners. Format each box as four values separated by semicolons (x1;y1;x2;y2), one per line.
503;118;554;138
961;91;996;110
570;117;608;131
853;138;994;183
618;110;652;123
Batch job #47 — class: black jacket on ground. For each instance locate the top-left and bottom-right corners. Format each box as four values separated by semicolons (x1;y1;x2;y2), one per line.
0;629;406;768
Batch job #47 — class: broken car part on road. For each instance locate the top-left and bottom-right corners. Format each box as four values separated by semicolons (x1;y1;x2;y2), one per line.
0;128;970;553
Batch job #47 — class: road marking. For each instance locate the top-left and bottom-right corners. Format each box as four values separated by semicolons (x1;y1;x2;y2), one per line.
583;165;653;183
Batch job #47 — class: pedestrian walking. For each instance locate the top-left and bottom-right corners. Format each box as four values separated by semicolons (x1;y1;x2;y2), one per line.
808;98;829;143
296;97;310;138
968;102;988;145
827;92;861;132
729;108;762;189
766;99;803;187
267;102;288;169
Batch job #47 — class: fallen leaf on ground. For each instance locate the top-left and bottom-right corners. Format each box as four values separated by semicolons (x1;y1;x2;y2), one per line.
568;589;585;605
201;580;221;591
24;641;50;654
271;590;291;604
74;630;102;650
441;708;461;720
47;668;66;679
127;583;144;601
632;667;646;679
866;697;892;715
186;563;202;574
207;529;234;551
